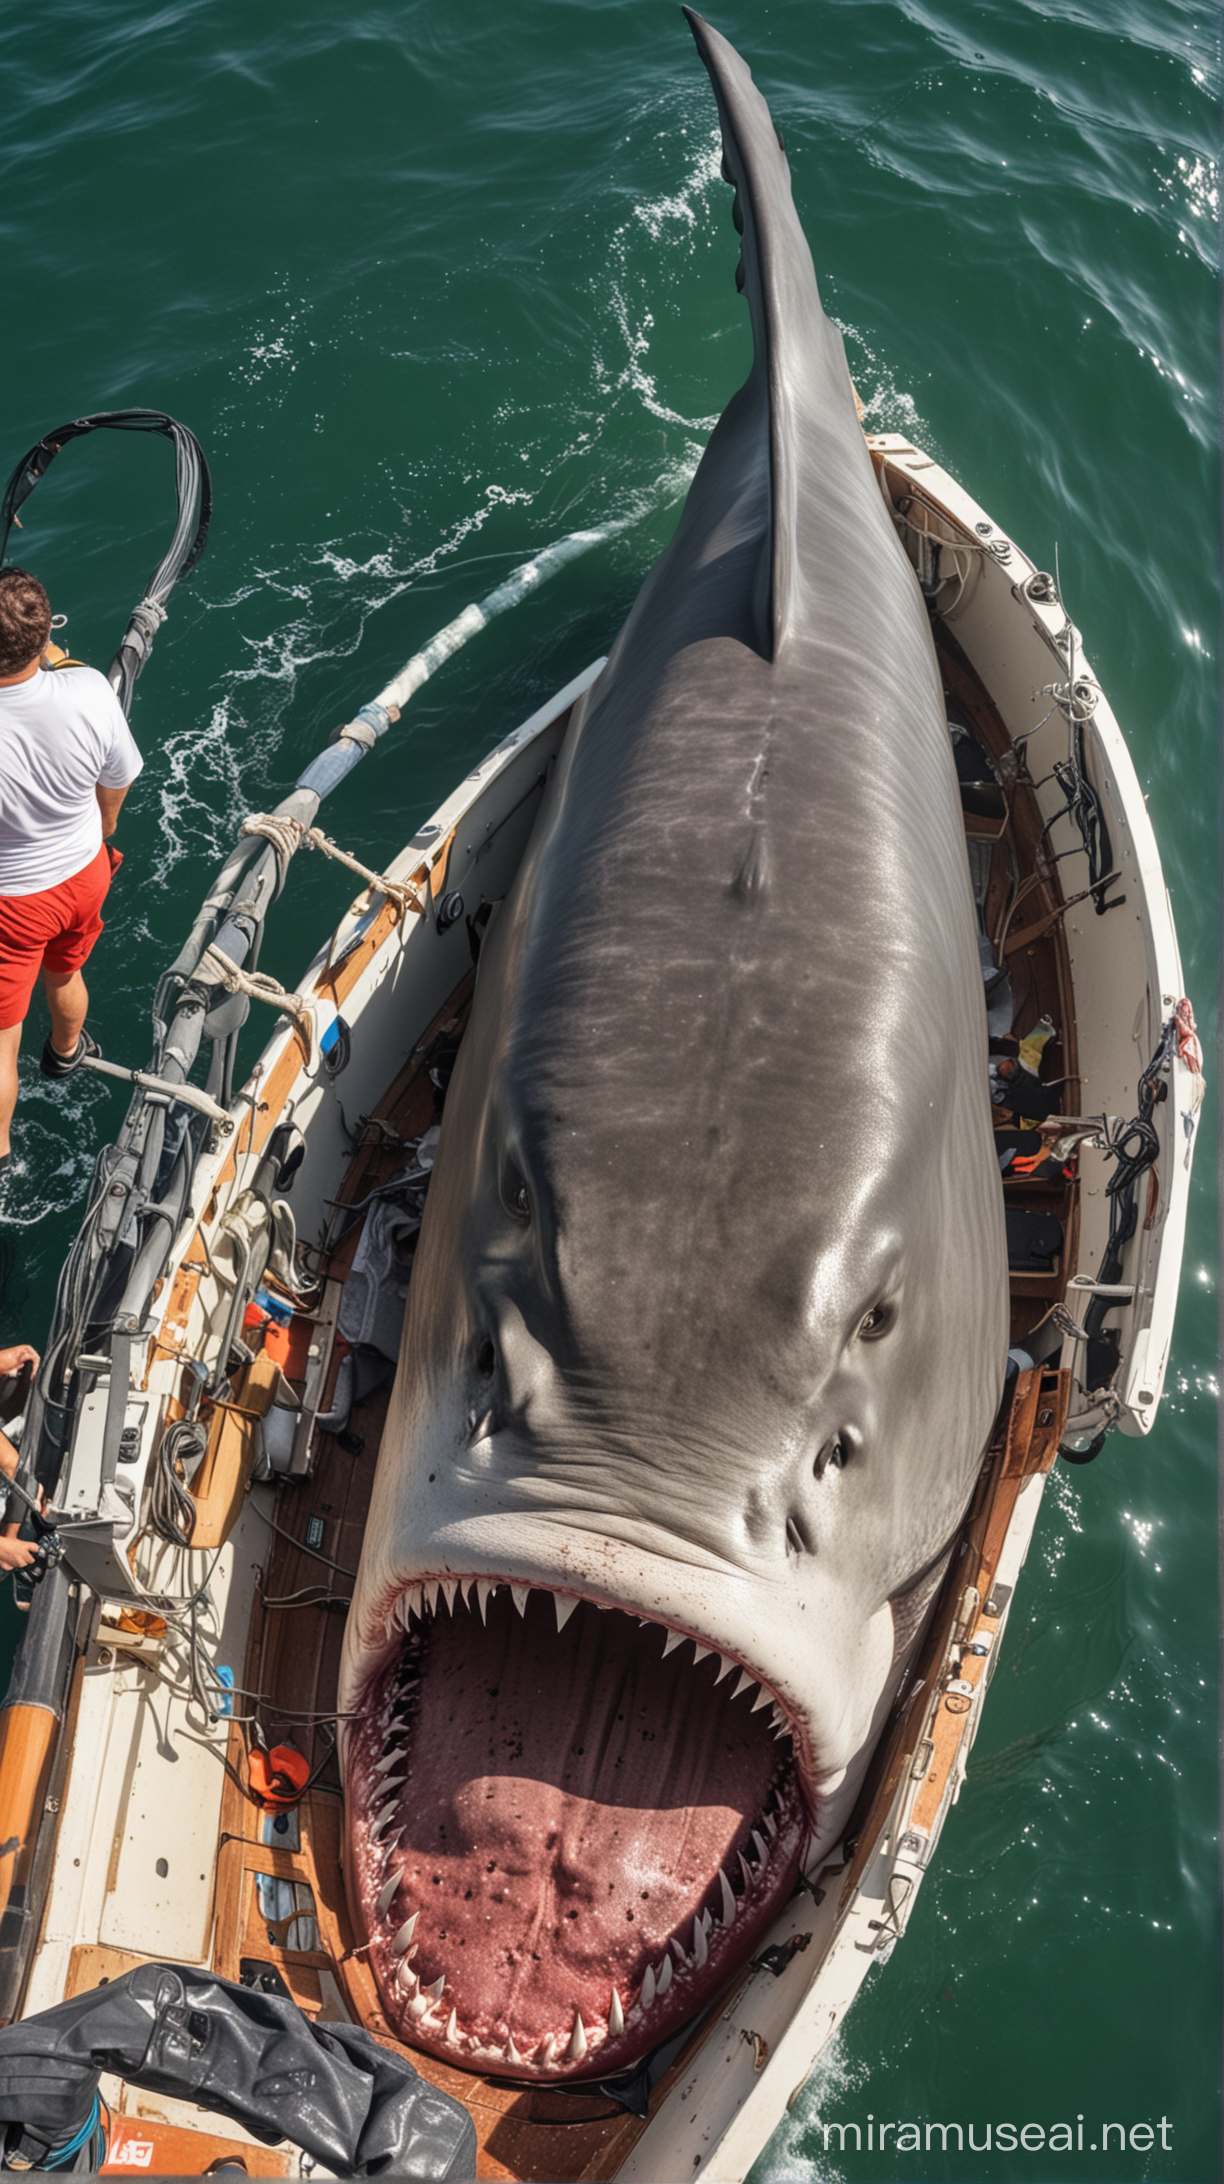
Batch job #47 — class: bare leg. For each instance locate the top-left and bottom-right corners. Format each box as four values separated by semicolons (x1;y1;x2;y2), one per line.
0;1025;20;1159
42;967;89;1059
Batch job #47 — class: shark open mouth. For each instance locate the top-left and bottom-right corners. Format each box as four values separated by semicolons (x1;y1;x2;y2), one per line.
347;1582;810;2079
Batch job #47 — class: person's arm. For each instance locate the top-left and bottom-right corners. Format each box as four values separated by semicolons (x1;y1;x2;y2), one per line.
0;1429;38;1571
96;782;130;838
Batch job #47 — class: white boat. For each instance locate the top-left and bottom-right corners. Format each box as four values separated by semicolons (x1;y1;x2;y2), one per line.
0;413;1201;2175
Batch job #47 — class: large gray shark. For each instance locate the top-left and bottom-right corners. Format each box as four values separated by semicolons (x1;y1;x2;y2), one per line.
339;11;1007;2084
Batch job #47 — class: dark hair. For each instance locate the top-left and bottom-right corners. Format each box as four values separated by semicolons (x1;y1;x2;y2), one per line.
0;568;52;676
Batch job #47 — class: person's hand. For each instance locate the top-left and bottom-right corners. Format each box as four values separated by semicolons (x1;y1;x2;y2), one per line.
0;1343;38;1378
0;1533;39;1571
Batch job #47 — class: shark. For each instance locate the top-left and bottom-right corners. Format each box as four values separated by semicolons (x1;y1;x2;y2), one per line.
338;10;1008;2083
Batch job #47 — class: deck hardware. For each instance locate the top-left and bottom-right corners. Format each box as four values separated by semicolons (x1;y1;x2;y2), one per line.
741;2029;769;2070
911;1737;935;1779
750;1933;812;1978
78;1053;235;1127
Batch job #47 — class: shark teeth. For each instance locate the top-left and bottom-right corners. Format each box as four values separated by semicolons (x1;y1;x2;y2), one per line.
365;1579;804;2059
391;1912;418;1955
565;2012;588;2063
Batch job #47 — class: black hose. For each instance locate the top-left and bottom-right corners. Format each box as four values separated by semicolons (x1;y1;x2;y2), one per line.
0;409;212;716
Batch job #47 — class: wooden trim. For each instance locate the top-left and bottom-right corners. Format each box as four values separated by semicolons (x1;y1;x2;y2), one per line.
0;1707;57;1928
838;1366;1071;1909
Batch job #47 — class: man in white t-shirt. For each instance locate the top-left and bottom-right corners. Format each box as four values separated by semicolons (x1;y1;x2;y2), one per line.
0;567;144;1178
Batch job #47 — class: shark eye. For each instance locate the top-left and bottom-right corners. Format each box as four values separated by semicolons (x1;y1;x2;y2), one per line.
857;1302;892;1341
476;1338;496;1378
501;1165;531;1222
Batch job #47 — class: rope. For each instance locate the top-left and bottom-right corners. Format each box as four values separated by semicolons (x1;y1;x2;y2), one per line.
199;942;319;1067
240;813;426;917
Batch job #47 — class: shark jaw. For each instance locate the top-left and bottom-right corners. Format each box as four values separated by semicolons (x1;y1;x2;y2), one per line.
346;1579;812;2080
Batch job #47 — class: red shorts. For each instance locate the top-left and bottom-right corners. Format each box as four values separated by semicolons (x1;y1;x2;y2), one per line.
0;845;117;1031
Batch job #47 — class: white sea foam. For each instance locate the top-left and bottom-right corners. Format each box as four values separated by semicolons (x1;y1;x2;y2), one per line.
764;2016;886;2182
832;317;931;445
598;114;724;435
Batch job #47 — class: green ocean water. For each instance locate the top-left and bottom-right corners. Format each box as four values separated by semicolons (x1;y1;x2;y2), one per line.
1;1;1217;2178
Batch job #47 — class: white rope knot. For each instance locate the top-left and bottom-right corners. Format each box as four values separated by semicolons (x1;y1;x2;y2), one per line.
301;827;425;917
240;812;306;863
239;814;425;918
199;943;318;1068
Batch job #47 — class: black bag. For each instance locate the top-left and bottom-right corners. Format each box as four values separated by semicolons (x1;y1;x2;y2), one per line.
0;1963;476;2177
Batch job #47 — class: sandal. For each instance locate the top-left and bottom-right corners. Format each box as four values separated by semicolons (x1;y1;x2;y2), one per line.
40;1029;101;1080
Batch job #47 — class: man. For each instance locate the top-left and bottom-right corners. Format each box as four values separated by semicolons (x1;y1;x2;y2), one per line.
0;567;143;1179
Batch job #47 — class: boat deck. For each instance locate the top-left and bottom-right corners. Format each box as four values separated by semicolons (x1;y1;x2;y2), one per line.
214;981;705;2182
198;643;1082;2177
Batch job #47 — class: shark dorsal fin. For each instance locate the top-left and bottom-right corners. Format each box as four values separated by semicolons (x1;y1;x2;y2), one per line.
684;9;846;657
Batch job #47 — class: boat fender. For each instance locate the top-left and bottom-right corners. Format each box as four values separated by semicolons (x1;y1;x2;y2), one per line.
266;1119;306;1192
247;1742;311;1810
